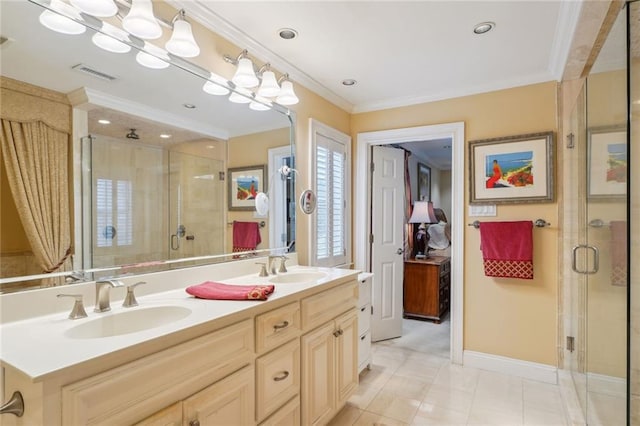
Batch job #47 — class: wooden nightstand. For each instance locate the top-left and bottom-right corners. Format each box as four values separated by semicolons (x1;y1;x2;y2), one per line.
403;256;451;323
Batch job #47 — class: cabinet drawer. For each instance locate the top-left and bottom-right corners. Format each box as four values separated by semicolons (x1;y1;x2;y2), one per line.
256;302;301;353
259;396;300;426
358;330;371;369
301;281;358;331
358;275;372;306
256;340;300;422
357;303;370;336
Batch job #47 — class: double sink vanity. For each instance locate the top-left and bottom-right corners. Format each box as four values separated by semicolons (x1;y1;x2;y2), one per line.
0;255;362;425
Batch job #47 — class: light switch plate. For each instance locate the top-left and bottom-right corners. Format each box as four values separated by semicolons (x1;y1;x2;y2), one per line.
469;204;496;217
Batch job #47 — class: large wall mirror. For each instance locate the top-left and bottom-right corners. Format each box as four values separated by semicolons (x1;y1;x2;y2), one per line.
0;0;295;293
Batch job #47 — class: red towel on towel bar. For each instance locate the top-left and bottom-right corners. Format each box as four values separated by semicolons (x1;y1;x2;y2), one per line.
233;221;261;253
610;221;627;286
479;221;534;279
186;281;275;301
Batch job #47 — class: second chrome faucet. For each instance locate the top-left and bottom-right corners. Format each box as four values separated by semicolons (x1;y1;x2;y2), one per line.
94;279;124;313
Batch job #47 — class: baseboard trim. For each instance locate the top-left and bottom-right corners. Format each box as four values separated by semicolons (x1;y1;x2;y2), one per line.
463;350;558;384
586;372;626;398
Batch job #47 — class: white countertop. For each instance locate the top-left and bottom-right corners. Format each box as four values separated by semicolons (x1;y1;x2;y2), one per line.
0;265;359;381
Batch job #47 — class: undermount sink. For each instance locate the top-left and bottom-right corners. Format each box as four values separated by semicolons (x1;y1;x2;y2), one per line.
270;271;328;284
65;306;192;339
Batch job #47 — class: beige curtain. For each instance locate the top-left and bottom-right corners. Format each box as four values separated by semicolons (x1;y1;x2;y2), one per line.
0;119;72;277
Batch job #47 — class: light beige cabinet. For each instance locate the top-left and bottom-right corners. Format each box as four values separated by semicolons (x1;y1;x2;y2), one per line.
301;309;358;426
357;273;373;373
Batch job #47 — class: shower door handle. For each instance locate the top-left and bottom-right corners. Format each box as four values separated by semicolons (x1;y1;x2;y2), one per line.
571;245;599;274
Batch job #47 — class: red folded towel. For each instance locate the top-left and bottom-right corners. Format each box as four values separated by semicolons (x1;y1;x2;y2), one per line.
610;221;627;286
479;221;533;280
186;281;275;301
233;221;261;253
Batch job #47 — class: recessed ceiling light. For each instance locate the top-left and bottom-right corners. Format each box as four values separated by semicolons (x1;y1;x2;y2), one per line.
342;79;357;86
183;103;196;109
473;22;495;35
160;133;172;139
98;119;111;124
278;28;298;40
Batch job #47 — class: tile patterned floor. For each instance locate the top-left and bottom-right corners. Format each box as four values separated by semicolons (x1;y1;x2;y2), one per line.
329;318;569;426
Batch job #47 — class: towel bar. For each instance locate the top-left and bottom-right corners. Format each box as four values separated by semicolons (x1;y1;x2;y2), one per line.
227;221;265;228
467;219;550;229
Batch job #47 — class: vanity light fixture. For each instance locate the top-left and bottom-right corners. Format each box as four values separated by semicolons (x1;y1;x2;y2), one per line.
92;22;131;53
473;22;495;35
249;95;272;111
165;10;200;58
202;72;230;96
257;64;281;98
224;50;259;88
135;42;170;69
122;0;162;40
39;0;86;35
275;75;299;106
70;0;117;17
228;87;253;104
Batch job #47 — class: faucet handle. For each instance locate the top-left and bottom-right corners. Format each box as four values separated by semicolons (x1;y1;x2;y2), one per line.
278;256;289;273
57;294;88;320
123;281;146;308
256;262;269;277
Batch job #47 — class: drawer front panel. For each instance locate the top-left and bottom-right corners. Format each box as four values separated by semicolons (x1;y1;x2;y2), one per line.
301;281;358;331
357;330;371;368
256;339;300;422
358;277;372;307
256;302;301;353
357;303;370;336
259;396;300;426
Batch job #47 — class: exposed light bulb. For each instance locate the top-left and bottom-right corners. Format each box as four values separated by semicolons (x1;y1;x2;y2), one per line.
122;0;162;40
39;0;86;35
232;57;259;88
166;18;200;58
70;0;117;17
202;72;230;96
275;80;299;105
257;70;280;98
136;43;170;69
92;22;131;53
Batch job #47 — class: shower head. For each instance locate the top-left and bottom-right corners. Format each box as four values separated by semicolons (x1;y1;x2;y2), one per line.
126;129;139;140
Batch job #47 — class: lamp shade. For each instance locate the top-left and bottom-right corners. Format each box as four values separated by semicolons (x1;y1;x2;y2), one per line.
122;0;162;40
165;19;200;58
70;0;117;17
249;96;272;111
39;0;86;35
408;200;437;224
92;23;131;53
257;70;280;98
202;72;230;96
136;43;169;69
232;57;259;88
275;80;299;105
228;88;252;104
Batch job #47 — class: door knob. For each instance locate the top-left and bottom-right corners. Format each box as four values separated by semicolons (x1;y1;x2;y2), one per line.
396;248;404;255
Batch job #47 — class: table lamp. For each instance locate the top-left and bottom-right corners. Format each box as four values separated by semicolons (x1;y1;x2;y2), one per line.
408;200;437;259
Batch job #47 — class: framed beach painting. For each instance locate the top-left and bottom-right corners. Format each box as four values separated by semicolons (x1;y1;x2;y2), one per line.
228;165;266;211
417;162;431;201
588;127;626;199
469;131;554;204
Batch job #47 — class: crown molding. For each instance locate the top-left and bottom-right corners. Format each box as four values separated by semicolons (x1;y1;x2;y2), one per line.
548;0;584;80
167;0;354;113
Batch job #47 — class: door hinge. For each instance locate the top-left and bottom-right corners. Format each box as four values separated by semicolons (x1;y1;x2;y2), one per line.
370;305;373;315
370;162;375;173
566;336;575;352
369;234;374;244
566;133;575;149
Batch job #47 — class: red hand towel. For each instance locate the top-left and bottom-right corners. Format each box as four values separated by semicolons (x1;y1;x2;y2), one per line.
479;221;533;279
610;221;627;286
233;221;262;253
186;281;275;301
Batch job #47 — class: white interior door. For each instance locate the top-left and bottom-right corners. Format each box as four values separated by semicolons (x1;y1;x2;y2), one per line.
371;146;405;342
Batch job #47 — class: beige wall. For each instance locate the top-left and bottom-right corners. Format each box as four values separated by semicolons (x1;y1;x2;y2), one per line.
351;82;559;365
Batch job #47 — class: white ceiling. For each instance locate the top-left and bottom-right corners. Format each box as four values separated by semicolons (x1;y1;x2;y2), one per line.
178;0;582;114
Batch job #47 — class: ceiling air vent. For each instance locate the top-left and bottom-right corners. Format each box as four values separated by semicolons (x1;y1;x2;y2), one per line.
71;63;117;82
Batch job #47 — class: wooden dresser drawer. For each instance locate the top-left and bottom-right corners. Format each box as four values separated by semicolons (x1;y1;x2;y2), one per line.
301;281;358;331
357;303;370;336
256;302;301;353
256;339;300;422
259;396;300;426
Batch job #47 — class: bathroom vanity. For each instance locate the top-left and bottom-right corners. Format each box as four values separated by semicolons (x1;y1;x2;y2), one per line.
0;256;359;425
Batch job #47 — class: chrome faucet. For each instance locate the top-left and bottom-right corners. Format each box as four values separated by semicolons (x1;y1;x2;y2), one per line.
94;279;124;313
267;256;281;275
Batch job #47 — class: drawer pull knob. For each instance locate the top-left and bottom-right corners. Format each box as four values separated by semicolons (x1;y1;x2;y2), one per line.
189;420;200;426
273;321;290;330
333;330;341;337
273;371;290;381
360;335;366;341
360;306;366;312
0;391;24;417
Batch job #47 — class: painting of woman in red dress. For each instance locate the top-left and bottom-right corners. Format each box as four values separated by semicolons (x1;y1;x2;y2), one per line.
486;159;502;188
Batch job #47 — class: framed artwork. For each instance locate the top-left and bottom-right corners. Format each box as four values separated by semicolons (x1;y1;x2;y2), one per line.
469;131;554;204
228;165;266;211
417;163;431;201
588;126;626;199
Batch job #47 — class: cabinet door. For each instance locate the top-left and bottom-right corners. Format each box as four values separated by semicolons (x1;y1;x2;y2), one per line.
335;310;358;405
134;402;182;426
301;321;335;426
183;365;254;426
